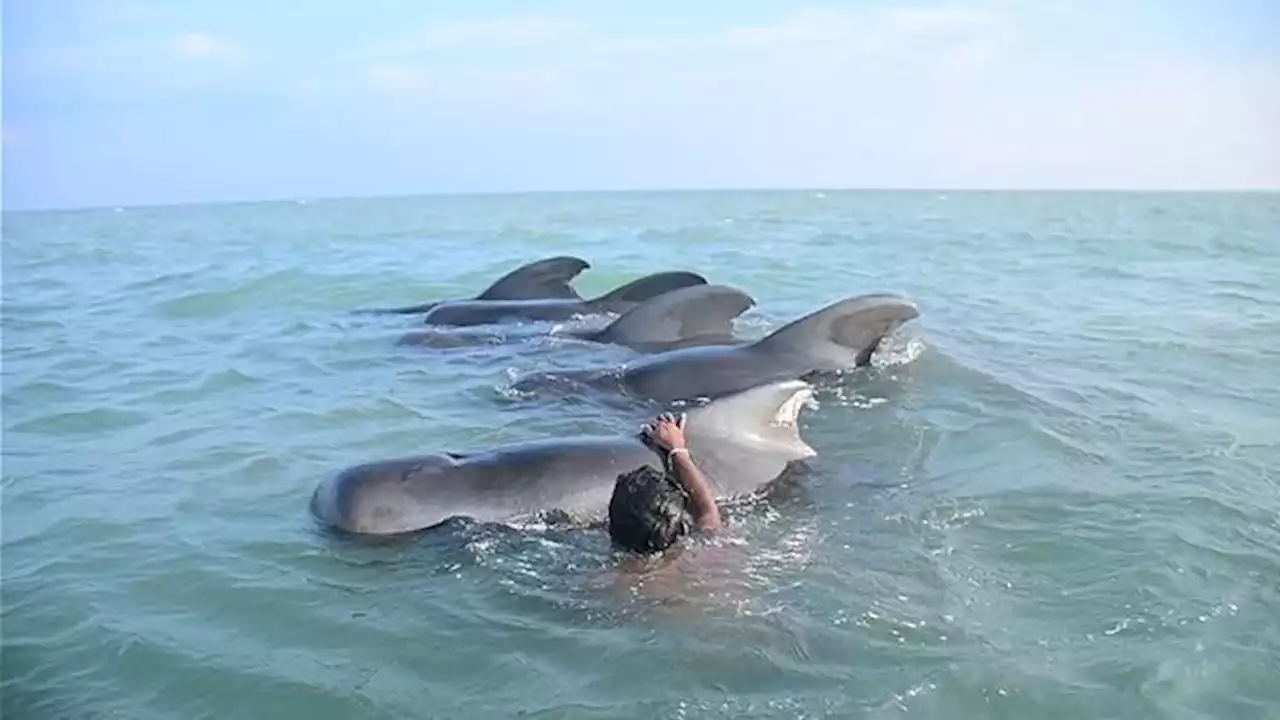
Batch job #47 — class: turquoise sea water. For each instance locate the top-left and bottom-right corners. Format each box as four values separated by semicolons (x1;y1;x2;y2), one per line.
3;191;1278;719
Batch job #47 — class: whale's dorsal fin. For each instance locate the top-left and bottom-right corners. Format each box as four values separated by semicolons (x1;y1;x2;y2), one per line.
352;256;590;314
478;256;591;301
750;294;919;371
588;271;707;310
590;284;754;349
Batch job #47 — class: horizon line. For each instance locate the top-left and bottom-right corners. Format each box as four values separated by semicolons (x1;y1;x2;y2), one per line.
5;185;1278;214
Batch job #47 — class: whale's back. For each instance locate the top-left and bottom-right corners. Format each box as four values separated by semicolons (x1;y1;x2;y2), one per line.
311;438;655;535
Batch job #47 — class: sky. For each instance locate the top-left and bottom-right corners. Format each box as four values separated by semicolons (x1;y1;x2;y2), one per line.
3;0;1278;210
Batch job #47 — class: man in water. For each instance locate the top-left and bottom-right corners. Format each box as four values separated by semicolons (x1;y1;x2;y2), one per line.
607;412;723;554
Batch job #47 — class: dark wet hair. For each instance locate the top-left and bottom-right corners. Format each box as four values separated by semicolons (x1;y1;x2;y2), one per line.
608;465;693;554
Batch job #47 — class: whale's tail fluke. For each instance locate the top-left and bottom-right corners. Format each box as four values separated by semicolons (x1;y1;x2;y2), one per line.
683;380;818;495
586;284;755;350
751;294;919;371
687;379;817;458
587;272;708;311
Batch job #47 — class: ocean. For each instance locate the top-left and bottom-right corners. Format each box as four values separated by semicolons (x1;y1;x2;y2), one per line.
2;190;1278;719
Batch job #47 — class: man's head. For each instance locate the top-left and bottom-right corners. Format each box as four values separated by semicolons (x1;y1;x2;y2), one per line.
608;465;693;553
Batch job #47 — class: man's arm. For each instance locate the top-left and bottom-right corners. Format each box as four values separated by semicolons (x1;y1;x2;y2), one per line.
644;413;723;533
668;449;723;532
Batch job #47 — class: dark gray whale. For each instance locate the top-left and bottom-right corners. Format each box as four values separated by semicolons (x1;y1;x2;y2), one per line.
356;255;591;315
419;271;708;327
514;294;920;406
397;283;755;351
309;380;818;535
566;284;756;352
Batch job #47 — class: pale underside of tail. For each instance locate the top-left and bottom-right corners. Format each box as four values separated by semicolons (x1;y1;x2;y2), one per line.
686;380;818;459
681;379;819;498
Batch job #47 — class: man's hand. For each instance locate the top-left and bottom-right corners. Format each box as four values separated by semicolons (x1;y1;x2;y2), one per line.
641;412;688;453
642;412;722;532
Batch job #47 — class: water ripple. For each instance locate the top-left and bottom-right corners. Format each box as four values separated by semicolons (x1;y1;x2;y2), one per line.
4;191;1279;719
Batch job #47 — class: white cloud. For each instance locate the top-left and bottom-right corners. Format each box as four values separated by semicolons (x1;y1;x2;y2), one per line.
171;32;248;62
359;16;592;110
363;60;573;116
882;5;1009;35
353;4;1276;188
721;5;1014;65
365;64;434;93
941;36;1005;83
361;5;1016;105
16;31;249;80
915;60;1280;188
1;122;20;150
373;16;580;57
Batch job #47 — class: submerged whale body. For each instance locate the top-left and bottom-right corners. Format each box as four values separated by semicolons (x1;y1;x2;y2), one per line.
515;293;921;406
355;255;592;315
397;283;757;351
309;381;817;535
419;271;709;327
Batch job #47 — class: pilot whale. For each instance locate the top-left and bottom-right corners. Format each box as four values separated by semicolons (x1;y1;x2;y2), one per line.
513;294;920;406
355;255;592;315
309;380;817;536
565;283;756;352
397;283;756;352
418;271;709;327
